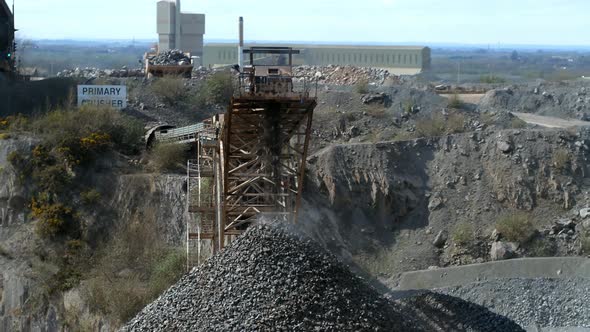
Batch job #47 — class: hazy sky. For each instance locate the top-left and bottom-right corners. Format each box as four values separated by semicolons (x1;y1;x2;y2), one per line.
13;0;590;45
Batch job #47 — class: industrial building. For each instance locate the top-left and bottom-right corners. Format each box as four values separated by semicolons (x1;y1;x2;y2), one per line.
203;44;431;75
156;0;205;60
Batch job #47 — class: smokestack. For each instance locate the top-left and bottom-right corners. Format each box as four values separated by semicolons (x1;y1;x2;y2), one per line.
175;0;181;50
238;17;244;69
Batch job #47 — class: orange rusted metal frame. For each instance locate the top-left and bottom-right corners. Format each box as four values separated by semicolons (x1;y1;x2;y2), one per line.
218;96;316;249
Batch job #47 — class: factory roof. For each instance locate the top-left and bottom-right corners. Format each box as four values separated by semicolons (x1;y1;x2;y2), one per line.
205;43;428;51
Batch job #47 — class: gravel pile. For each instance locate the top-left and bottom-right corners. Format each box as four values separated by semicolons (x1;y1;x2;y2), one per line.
437;278;590;328
56;67;143;78
122;223;523;331
293;65;397;86
148;49;191;66
478;83;590;120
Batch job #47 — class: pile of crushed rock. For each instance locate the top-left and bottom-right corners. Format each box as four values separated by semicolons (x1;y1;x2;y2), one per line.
148;49;192;66
56;67;143;78
122;223;523;331
479;82;590;120
293;65;397;86
438;278;590;329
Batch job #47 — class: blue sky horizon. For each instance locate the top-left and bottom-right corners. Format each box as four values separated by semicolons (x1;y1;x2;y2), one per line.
13;0;590;46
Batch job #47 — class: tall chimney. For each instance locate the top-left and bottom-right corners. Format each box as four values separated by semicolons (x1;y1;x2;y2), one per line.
238;17;244;69
175;0;181;50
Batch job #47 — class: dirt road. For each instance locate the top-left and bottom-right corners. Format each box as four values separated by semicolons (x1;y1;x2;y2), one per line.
512;112;590;129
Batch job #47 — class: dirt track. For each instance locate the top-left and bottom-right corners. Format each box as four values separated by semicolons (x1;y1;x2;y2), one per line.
512;112;590;129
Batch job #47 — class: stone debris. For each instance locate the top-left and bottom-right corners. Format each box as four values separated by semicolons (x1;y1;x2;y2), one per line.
433;230;448;248
293;65;397;86
490;241;518;261
121;223;523;331
361;92;390;105
148;49;191;66
438;278;590;329
479;82;590;120
56;67;143;78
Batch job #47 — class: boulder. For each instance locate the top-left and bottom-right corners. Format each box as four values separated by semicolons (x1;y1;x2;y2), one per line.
580;208;590;219
433;231;447;248
490;241;518;261
428;196;443;211
497;141;512;153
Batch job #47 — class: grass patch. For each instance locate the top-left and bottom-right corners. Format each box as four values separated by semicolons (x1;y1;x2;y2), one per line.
415;111;466;137
495;212;535;244
151;143;186;172
526;237;556;257
354;79;369;94
552;148;571;172
452;222;474;247
80;189;101;205
191;71;235;107
83;219;185;324
447;94;464;109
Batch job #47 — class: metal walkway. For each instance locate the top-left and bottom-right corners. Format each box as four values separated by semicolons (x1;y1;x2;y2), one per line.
155;123;207;145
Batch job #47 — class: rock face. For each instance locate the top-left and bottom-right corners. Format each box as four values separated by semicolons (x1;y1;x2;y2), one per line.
303;129;590;274
0;139;188;331
122;223;523;332
0;138;36;227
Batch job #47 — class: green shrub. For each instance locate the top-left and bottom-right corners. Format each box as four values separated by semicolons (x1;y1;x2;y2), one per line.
31;106;144;155
31;197;79;238
355;79;369;94
83;219;185;323
416;111;466;138
203;71;234;106
526;237;556;257
496;212;535;244
80;189;101;205
151;143;186;172
446;112;466;133
448;94;464;109
148;250;185;297
552;148;570;172
452;223;474;246
150;76;188;105
0;133;10;140
403;100;415;114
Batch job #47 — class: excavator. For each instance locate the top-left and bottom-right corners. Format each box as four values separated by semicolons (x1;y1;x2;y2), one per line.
0;0;15;79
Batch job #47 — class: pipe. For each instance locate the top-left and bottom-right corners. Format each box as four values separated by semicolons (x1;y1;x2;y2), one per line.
238;17;244;69
175;0;181;50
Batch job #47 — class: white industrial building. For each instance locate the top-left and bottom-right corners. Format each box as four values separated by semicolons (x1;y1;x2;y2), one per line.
156;0;205;59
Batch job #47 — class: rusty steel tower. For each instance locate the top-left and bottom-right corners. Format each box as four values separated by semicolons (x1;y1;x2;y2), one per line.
186;47;317;267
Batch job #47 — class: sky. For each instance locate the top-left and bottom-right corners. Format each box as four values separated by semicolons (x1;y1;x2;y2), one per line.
11;0;590;46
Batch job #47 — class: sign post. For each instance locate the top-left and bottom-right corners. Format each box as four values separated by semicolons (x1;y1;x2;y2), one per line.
77;85;127;110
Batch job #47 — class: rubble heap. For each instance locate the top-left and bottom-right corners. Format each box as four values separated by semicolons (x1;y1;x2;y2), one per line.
122;223;523;331
148;49;191;66
293;65;397;86
56;67;143;78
